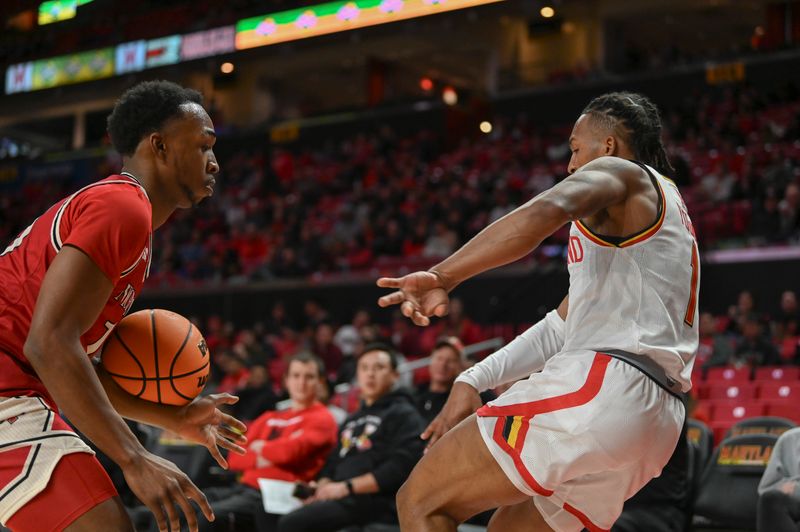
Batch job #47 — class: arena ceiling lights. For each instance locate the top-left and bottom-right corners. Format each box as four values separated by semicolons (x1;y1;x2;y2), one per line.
236;0;504;50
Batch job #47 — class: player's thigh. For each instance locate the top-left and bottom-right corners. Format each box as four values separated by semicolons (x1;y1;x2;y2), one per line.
488;500;553;532
399;414;530;522
64;497;133;532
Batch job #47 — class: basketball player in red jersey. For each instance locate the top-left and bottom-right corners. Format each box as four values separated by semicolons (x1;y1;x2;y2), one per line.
378;93;699;531
0;81;247;532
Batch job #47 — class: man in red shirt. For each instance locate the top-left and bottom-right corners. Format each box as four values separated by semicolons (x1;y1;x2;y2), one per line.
0;81;247;532
199;353;338;531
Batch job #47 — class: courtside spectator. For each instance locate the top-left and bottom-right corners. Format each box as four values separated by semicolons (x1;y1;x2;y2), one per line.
278;343;425;532
415;337;494;425
202;353;337;532
758;427;800;532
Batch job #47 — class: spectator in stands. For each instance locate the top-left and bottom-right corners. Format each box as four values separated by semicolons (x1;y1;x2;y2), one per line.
415;337;494;425
732;314;780;367
311;322;343;382
231;364;277;423
757;427;800;532
777;290;800;339
419;298;484;354
698;312;734;368
214;350;251;394
201;353;338;532
277;343;426;532
779;183;800;239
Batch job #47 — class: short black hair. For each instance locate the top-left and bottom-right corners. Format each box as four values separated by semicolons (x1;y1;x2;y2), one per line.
107;80;203;156
582;92;675;176
286;352;326;378
359;342;399;370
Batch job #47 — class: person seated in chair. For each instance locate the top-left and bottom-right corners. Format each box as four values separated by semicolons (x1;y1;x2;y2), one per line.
758;427;800;532
278;343;426;532
415;337;494;425
200;353;338;532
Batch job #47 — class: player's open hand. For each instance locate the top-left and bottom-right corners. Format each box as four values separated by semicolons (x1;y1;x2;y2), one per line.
420;382;483;451
377;271;450;326
123;451;214;532
175;393;248;469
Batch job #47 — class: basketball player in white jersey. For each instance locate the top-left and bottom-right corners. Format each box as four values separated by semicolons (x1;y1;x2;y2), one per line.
377;92;699;531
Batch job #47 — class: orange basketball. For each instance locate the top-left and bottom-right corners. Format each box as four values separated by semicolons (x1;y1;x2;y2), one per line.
101;309;210;406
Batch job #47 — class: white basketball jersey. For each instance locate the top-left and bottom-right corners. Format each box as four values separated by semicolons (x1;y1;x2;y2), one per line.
562;162;699;391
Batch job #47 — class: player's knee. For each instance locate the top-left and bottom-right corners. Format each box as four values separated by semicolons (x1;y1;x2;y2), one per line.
397;473;434;520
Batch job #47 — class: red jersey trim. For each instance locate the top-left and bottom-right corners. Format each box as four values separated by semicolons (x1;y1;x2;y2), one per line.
573;177;666;249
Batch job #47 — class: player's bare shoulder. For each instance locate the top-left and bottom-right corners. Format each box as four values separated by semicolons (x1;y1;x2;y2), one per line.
576;156;651;191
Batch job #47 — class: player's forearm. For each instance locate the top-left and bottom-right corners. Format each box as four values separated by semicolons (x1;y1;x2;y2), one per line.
457;307;566;392
96;363;182;430
431;193;570;290
24;336;145;467
349;473;380;495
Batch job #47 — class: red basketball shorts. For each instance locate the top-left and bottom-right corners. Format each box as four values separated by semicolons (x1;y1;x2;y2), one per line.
0;396;117;531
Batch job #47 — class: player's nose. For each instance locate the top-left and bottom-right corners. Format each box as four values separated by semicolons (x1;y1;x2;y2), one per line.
208;158;220;175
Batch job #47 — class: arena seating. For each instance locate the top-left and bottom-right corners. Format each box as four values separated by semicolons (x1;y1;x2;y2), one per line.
693;433;779;530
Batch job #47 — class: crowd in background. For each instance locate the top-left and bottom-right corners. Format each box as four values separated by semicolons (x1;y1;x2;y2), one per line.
3;85;800;287
195;288;800;417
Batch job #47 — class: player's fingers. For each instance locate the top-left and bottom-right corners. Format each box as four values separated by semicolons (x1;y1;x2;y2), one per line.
219;413;248;435
210;393;239;405
376;277;402;288
400;300;416;318
181;480;214;524
148;500;169;532
206;441;229;469
169;485;199;532
219;425;248;446
161;494;182;532
216;433;247;455
412;310;430;326
433;303;448;317
377;291;405;307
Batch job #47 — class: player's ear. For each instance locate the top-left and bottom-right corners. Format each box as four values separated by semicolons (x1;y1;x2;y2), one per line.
149;133;167;161
604;135;617;156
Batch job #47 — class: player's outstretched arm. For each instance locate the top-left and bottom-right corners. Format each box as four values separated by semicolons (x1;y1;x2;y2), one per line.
24;246;214;532
378;157;637;325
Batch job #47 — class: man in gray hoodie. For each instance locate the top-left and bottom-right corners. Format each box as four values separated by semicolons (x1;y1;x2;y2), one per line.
758;427;800;531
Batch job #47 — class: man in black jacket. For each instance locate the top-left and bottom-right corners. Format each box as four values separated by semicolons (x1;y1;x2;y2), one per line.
278;343;426;532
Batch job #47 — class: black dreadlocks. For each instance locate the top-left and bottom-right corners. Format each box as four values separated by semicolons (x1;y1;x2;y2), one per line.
582;92;675;176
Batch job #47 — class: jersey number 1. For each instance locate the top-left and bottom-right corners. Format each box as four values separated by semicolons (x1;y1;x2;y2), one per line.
683;241;699;327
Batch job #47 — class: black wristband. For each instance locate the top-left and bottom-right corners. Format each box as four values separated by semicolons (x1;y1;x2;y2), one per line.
345;479;355;495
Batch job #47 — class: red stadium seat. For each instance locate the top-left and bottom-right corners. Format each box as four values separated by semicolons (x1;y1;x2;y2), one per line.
753;366;800;383
758;382;800;402
706;366;751;383
710;401;766;423
766;403;800;424
706;383;757;401
692;383;710;400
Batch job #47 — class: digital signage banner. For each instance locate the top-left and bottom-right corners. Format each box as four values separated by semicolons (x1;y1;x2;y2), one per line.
236;0;504;50
31;48;114;91
145;35;182;68
115;41;147;74
181;26;236;61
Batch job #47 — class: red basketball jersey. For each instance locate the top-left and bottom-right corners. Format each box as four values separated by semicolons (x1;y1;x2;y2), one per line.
0;174;152;405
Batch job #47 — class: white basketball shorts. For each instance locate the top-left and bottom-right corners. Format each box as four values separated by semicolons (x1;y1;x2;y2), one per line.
475;350;684;532
0;395;95;525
